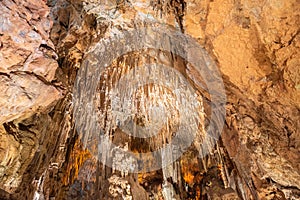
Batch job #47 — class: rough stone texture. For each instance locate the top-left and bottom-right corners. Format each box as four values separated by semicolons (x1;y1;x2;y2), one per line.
0;0;62;194
0;0;62;123
0;0;299;199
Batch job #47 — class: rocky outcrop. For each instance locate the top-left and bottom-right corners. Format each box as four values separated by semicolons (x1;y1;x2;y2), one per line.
0;0;62;194
0;0;299;199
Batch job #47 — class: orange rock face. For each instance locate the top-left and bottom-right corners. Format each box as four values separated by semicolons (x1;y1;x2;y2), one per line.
0;0;62;193
0;0;299;199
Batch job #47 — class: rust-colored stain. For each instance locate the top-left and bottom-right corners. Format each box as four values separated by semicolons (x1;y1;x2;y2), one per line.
180;151;203;199
62;138;92;185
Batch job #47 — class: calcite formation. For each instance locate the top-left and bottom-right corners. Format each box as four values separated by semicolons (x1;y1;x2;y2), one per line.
0;0;299;199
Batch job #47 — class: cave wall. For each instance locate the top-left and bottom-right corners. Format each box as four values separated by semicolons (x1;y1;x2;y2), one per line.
0;0;299;199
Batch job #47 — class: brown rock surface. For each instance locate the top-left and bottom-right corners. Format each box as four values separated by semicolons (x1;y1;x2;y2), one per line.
0;0;299;199
0;0;62;194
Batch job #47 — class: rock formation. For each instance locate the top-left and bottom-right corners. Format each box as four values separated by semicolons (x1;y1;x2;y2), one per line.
0;0;299;199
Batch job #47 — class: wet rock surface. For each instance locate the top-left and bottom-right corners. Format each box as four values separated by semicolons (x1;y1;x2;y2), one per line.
0;0;299;199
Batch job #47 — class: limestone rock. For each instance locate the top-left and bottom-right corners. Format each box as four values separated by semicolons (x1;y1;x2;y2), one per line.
0;0;299;199
0;0;62;194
